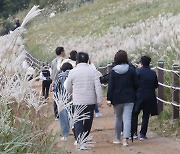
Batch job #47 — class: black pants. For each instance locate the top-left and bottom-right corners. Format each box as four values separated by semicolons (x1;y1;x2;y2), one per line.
54;100;59;118
132;102;150;136
74;104;95;141
42;80;51;99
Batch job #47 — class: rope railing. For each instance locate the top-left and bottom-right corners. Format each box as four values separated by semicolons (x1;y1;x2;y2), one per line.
24;51;46;72
157;66;179;74
157;97;180;107
98;62;180;117
158;82;180;90
25;51;45;65
98;66;108;69
25;57;42;70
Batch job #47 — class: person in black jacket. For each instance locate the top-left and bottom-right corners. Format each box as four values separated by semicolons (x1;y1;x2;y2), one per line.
132;56;158;141
107;50;138;146
40;65;52;99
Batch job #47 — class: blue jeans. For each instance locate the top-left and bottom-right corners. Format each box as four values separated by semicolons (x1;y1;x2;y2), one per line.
113;103;134;139
94;104;99;113
59;109;70;137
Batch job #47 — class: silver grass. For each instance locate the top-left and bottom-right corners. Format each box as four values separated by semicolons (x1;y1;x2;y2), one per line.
24;89;47;113
76;132;95;150
53;88;72;114
21;6;42;28
53;88;91;128
66;105;90;129
0;109;14;134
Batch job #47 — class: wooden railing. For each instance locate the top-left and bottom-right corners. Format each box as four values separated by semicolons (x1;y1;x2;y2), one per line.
98;62;180;119
24;50;47;72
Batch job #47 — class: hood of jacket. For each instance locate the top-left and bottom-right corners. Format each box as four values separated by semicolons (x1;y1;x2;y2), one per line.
113;64;129;74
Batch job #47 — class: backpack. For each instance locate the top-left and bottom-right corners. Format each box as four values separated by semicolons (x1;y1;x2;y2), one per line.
42;70;52;83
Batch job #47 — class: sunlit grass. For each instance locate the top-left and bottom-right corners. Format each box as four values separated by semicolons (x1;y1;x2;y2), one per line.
26;0;180;63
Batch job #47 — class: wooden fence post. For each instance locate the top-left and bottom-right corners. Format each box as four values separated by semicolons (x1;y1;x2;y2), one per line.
150;62;153;68
157;60;164;114
172;64;179;119
98;67;107;76
107;63;113;74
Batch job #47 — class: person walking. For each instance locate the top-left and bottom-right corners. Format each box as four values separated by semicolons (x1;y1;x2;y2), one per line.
94;104;102;118
132;56;158;141
51;47;66;81
25;65;35;81
39;65;52;99
65;52;103;150
53;62;73;141
51;47;66;120
89;62;103;118
107;50;138;146
61;50;77;68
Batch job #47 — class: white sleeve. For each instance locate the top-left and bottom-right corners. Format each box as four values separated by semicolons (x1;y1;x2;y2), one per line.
49;68;52;76
94;71;103;104
64;71;73;94
39;72;46;80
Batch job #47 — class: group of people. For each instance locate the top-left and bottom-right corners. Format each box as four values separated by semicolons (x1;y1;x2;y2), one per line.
39;47;158;150
107;50;158;146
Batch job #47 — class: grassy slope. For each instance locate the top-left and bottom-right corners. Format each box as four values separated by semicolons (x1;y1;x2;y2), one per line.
26;0;180;62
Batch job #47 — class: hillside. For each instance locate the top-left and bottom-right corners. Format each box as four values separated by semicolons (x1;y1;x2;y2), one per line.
25;0;180;65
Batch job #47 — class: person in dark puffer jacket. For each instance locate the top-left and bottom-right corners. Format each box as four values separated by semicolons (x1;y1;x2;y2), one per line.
132;56;158;141
107;50;138;146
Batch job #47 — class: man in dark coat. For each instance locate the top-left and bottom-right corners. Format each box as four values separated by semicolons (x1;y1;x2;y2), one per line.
132;56;158;141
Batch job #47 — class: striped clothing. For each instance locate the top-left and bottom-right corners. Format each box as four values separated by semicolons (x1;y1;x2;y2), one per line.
53;70;70;95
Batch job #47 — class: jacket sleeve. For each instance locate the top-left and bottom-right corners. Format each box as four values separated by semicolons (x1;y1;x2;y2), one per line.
107;71;114;102
154;73;159;89
64;71;73;94
133;68;139;91
39;72;46;80
94;71;103;104
53;74;61;92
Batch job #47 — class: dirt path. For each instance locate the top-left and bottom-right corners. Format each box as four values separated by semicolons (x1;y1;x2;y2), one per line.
46;97;180;154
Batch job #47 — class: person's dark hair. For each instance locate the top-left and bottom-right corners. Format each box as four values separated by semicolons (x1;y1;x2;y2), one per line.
69;50;77;61
114;50;129;65
61;62;73;72
76;52;89;64
55;47;64;56
140;56;151;67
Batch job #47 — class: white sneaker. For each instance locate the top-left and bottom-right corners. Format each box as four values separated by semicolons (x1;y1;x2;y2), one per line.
74;140;77;146
95;112;102;118
133;134;138;139
122;139;128;146
129;134;138;140
55;118;59;121
79;145;88;150
113;139;121;144
61;137;68;141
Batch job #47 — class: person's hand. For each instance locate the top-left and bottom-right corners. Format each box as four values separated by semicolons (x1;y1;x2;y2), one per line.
107;101;111;107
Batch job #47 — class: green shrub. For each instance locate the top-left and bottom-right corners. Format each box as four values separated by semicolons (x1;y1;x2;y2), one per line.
0;20;14;35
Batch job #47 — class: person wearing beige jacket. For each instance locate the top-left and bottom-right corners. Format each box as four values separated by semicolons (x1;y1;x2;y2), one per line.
65;52;103;148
